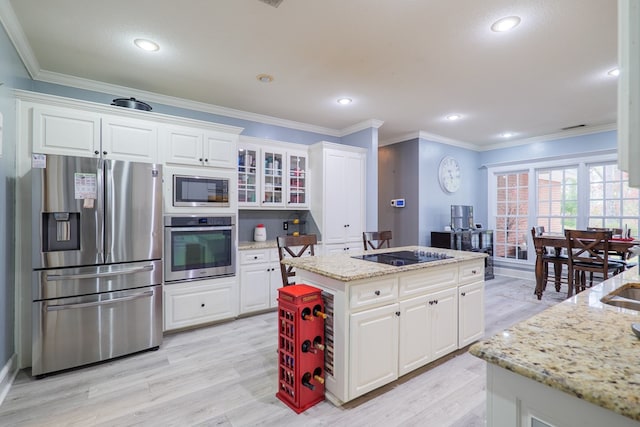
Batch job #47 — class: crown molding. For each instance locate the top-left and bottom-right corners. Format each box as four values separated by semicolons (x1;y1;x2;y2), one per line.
379;130;480;151
478;123;617;151
0;0;38;78
339;119;384;137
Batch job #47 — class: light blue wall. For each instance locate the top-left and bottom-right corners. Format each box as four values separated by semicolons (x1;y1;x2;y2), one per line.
0;24;32;370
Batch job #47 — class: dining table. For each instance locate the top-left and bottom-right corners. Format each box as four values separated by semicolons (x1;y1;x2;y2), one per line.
532;233;640;299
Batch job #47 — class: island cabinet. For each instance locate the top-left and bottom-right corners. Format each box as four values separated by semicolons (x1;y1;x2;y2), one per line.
294;255;485;405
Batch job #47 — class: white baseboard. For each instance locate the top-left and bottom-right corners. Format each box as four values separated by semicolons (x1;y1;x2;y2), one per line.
494;265;535;279
0;354;18;407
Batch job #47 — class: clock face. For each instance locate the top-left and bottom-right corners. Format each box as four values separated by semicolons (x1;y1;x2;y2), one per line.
438;156;461;193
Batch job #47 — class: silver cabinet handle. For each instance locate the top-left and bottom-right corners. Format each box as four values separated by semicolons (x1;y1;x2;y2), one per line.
46;290;153;311
46;264;153;281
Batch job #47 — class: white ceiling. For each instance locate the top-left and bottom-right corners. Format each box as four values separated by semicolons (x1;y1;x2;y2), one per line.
3;0;619;149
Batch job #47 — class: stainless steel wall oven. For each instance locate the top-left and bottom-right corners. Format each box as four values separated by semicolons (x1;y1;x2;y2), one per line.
164;215;236;283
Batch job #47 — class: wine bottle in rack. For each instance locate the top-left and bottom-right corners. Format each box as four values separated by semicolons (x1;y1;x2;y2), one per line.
301;307;313;321
301;372;315;390
301;339;311;353
313;367;325;384
313;304;327;319
313;336;325;351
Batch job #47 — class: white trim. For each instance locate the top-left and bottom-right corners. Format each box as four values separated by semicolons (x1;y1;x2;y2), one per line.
239;135;310;152
339;119;384;137
0;0;38;78
0;354;18;407
379;130;480;151
482;149;617;171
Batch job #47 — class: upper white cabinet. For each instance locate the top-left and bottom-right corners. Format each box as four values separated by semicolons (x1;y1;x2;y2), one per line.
163;125;237;169
19;91;243;166
238;136;309;209
310;142;366;247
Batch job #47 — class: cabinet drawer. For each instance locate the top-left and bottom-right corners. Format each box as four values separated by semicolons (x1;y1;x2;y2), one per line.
278;245;314;259
398;265;458;299
350;277;398;311
459;259;485;284
240;249;271;264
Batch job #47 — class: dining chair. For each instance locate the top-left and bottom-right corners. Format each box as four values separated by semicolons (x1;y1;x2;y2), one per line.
276;234;317;287
531;226;569;293
587;227;636;270
362;231;392;250
564;229;625;297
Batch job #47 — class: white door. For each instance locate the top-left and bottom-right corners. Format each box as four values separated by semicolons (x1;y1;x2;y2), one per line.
458;281;485;347
164;126;204;166
239;263;271;314
261;148;285;207
349;303;399;399
32;106;100;157
344;152;365;242
286;151;309;208
430;287;458;359
323;150;347;243
204;131;236;169
398;295;431;376
101;115;158;163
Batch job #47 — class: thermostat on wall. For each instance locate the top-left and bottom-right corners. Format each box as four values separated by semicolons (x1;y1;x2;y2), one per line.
390;198;405;208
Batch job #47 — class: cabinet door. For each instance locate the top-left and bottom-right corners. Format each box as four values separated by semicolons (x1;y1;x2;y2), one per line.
323;150;347;243
238;145;259;207
101;115;158;163
164;278;237;331
269;263;283;308
32;106;100;157
458;281;485;347
163;126;204;166
430;287;458;359
286;151;309;208
344;152;365;242
349;303;399;399
261;148;285;207
239;262;272;314
398;296;431;376
204;131;236;169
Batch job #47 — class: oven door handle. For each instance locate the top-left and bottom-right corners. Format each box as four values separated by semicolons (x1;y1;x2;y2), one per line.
167;225;234;232
46;290;154;311
45;264;154;281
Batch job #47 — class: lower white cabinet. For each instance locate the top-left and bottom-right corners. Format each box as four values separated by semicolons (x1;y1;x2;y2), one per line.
349;303;399;398
239;248;281;314
458;281;485;347
323;242;361;255
164;277;237;331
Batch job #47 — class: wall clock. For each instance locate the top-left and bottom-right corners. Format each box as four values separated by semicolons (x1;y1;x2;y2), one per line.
438;156;461;193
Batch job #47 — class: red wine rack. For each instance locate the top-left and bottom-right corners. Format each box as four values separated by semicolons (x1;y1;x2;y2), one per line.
276;284;325;413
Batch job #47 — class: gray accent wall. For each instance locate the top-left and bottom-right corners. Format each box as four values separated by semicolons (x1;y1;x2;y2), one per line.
0;23;32;370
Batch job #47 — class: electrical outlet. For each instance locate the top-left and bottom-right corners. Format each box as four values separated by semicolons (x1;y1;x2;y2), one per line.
283;221;288;230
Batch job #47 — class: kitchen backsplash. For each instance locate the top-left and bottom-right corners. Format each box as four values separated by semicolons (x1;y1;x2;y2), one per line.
238;210;320;242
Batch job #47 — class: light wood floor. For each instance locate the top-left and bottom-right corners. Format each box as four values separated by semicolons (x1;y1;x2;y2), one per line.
0;275;568;426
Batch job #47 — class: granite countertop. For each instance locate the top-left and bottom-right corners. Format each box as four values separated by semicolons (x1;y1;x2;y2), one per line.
238;240;278;250
280;245;487;282
470;268;640;422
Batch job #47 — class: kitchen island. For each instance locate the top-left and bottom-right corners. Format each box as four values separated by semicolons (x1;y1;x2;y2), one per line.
470;268;640;427
282;246;487;405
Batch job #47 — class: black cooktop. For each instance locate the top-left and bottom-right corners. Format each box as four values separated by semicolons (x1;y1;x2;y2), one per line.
353;250;452;266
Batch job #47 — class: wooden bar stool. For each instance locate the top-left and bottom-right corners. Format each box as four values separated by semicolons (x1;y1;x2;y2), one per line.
362;231;392;250
276;234;317;286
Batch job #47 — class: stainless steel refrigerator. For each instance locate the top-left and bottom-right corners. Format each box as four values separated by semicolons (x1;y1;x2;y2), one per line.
31;154;163;376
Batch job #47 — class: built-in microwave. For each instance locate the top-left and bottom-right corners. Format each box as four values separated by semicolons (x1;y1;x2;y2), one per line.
173;174;230;207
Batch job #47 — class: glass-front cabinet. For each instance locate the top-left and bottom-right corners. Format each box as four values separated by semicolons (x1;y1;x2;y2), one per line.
261;148;285;207
238;140;309;209
287;151;308;208
238;145;259;206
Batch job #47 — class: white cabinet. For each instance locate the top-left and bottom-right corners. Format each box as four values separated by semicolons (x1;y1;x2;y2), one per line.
163;125;237;169
238;138;309;209
101;115;158;163
310;142;366;250
349;303;399;398
239;248;281;314
164;276;237;331
458;281;485;347
32;105;101;157
323;242;361;255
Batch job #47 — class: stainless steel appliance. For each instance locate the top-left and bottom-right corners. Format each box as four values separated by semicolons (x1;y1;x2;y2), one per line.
353;250;452;266
164;215;236;283
173;174;230;207
31;155;163;376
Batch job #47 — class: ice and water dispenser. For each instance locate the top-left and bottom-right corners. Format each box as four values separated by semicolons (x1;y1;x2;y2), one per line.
41;212;81;252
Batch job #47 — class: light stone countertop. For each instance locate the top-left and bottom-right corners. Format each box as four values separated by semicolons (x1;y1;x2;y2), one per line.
470;268;640;422
238;240;278;250
280;245;487;282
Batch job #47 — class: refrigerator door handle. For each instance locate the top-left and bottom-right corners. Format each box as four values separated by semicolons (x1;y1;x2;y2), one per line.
46;290;154;311
45;264;154;281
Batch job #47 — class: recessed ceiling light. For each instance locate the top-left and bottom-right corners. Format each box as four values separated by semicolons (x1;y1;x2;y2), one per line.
446;114;461;121
608;68;620;77
491;16;521;32
337;98;352;105
501;132;514;138
134;38;159;52
256;74;274;83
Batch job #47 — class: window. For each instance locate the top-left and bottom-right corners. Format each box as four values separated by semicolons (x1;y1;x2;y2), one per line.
495;172;529;260
536;167;578;233
588;162;640;236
